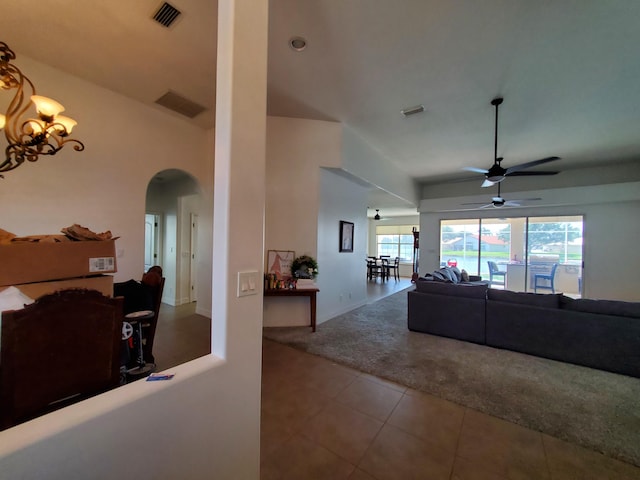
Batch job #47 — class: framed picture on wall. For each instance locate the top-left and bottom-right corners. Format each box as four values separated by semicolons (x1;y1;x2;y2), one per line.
266;250;295;278
339;221;354;252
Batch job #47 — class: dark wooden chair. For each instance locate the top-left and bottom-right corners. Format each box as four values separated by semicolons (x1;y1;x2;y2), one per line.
379;257;390;281
387;257;400;281
140;266;165;365
367;257;381;281
0;289;123;430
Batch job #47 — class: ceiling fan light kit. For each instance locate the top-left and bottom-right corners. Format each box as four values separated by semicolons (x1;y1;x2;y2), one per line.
462;180;543;209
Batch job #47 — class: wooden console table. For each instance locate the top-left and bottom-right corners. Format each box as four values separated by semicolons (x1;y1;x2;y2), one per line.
263;288;319;332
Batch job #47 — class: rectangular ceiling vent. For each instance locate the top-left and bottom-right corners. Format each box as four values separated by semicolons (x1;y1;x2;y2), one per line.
155;90;207;119
153;2;181;28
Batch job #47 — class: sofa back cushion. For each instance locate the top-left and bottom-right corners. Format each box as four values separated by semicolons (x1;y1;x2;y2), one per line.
561;297;640;318
487;288;561;308
415;279;488;299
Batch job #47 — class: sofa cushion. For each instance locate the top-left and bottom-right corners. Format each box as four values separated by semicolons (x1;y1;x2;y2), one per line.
561;297;640;318
415;279;488;299
487;288;561;308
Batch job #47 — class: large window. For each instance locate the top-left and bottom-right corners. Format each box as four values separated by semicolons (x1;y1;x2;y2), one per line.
440;215;583;295
376;225;418;261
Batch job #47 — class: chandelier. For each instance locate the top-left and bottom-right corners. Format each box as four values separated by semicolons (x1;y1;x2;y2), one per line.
0;41;84;178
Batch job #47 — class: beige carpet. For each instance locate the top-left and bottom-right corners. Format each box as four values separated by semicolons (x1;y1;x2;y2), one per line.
263;287;640;467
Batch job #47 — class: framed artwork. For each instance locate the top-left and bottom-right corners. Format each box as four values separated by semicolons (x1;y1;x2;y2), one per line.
339;221;354;252
266;250;295;278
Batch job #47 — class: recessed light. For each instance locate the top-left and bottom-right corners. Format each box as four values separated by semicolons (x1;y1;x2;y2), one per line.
289;36;307;52
401;104;425;117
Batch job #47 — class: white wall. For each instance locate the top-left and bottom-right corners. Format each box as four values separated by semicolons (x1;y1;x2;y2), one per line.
264;117;403;325
265;116;342;254
316;168;369;321
342;125;419;206
263;116;343;327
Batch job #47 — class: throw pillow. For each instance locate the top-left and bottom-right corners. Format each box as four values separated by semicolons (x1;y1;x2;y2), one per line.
439;267;453;282
450;266;462;283
431;270;448;282
461;269;470;282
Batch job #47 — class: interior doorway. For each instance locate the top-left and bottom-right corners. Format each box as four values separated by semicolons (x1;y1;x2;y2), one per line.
144;213;161;272
190;213;198;303
145;169;202;307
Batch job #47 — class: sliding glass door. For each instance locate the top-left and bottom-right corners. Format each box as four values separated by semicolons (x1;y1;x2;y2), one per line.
440;219;480;274
526;216;583;295
440;215;583;296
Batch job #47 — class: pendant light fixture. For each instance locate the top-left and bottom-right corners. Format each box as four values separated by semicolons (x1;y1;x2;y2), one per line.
0;41;84;178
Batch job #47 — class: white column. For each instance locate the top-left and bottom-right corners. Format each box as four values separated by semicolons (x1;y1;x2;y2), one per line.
212;0;268;477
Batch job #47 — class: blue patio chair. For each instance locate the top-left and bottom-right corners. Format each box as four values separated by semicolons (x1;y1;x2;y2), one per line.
534;263;558;293
487;261;506;288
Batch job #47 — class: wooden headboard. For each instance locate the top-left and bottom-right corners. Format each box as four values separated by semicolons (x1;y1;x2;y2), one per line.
0;288;123;430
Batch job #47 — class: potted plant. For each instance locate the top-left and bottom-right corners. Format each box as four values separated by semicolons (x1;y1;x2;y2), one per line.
291;255;318;279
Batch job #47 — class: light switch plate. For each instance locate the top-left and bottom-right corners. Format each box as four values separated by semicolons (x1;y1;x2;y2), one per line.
237;270;259;297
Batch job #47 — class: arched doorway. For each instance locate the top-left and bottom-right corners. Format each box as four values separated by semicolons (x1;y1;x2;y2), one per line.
145;169;202;307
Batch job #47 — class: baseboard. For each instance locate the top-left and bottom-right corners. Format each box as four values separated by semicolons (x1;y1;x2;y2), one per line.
317;299;367;324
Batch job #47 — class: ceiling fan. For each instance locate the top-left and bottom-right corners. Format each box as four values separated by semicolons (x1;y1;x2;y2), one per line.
374;209;381;220
463;97;561;187
462;182;541;209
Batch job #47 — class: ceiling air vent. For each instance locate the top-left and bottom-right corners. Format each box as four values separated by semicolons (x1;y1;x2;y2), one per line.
155;91;207;118
153;2;181;28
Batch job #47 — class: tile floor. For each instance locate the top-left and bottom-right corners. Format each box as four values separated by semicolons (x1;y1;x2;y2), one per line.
260;339;640;480
152;302;211;372
153;282;640;479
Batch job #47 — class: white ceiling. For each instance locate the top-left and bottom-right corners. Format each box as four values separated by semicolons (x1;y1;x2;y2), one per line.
3;1;640;215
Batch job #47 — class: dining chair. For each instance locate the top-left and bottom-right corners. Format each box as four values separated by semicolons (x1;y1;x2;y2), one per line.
387;257;400;281
367;258;380;281
380;257;390;281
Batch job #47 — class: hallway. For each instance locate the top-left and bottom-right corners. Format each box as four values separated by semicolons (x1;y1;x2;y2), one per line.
366;277;414;303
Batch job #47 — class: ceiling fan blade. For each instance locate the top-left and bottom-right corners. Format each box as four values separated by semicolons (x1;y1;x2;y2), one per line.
504;156;560;175
462;166;489;174
506;171;559;177
478;203;494;209
481;179;495;187
504;201;522;207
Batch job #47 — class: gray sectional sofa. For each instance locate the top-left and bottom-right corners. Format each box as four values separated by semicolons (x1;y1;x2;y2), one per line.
408;279;640;378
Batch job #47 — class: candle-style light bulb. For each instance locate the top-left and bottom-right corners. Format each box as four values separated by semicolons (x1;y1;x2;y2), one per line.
31;95;65;121
54;115;77;135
